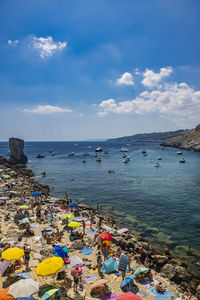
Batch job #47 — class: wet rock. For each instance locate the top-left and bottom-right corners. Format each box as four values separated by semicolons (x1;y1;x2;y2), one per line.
175;265;191;280
154;255;169;266
9;137;28;164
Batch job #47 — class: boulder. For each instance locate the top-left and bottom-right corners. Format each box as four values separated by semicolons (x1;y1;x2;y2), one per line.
161;264;176;280
8;137;28;164
175;265;191;280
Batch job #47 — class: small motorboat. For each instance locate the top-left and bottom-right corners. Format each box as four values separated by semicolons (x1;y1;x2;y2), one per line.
154;162;160;167
120;147;128;152
83;152;90;156
96;157;102;162
82;160;86;163
123;158;129;163
36;154;45;158
142;148;146;154
143;152;147;156
157;156;162;160
177;151;183;155
123;153;128;158
68;152;75;156
49;149;53;153
95;147;103;152
179;157;185;163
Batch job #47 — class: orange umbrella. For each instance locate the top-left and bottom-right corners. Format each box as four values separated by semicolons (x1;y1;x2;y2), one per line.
0;287;14;300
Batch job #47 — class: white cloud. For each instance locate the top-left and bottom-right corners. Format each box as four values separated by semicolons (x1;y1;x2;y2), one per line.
116;72;134;86
23;105;72;114
97;81;200;123
8;39;19;45
31;36;67;58
142;67;173;88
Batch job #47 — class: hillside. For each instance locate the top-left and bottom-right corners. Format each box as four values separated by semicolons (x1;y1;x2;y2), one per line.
107;129;192;142
161;126;200;152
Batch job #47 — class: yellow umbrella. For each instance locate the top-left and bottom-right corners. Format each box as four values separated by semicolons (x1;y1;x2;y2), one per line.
35;257;64;276
61;214;74;219
1;248;24;261
68;221;81;228
19;205;29;209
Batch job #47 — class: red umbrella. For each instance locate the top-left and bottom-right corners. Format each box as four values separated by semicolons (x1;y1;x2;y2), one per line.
117;292;143;300
99;233;112;241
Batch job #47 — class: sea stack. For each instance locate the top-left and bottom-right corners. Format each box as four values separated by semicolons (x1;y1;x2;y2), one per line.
9;137;28;164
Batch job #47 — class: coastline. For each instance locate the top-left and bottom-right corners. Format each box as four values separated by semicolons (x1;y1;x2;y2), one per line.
0;159;199;297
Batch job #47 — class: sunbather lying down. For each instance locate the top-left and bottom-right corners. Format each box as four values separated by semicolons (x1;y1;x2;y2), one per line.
155;282;166;293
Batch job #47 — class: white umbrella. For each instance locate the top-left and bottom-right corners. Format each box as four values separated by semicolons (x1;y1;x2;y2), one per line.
8;278;40;298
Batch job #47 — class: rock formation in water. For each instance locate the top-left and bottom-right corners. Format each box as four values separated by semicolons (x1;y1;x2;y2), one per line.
9;137;28;164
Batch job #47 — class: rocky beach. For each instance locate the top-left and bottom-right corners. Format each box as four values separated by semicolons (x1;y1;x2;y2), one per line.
0;138;199;299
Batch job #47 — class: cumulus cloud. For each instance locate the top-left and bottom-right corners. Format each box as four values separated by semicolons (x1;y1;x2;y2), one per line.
31;36;67;58
97;81;200;122
142;67;172;88
8;39;19;45
116;72;134;85
23;105;72;114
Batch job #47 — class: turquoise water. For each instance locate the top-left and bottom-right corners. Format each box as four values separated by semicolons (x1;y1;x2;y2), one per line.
1;141;200;270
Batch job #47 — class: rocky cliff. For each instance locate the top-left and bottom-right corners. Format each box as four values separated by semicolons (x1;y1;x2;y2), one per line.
9;137;28;164
161;126;200;152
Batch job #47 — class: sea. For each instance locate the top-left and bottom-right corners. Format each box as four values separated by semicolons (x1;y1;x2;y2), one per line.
1;140;200;275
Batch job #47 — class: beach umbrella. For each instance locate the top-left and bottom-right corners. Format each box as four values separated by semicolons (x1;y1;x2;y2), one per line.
32;192;41;196
134;267;150;276
19;205;29;210
61;214;75;219
35;257;64;276
8;279;39;298
40;289;60;300
120;275;136;288
19;218;30;224
54;245;66;258
0;260;11;276
2;174;10;179
117;292;143;300
68;202;78;208
1;247;24;261
0;287;14;300
68;221;81;228
0;190;8;193
99;233;113;241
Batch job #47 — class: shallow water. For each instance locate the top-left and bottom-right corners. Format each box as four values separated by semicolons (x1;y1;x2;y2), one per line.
1;141;200;273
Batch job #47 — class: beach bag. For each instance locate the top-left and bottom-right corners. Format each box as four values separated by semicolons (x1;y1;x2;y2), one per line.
118;254;128;272
101;257;118;274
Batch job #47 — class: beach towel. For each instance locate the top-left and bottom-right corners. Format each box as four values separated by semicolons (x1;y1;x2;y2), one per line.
83;274;98;283
68;256;83;268
101;257;118;274
87;229;96;234
118;254;128;273
141;279;158;289
17;271;32;279
80;248;93;255
148;287;176;300
139;291;148;298
99;292;118;299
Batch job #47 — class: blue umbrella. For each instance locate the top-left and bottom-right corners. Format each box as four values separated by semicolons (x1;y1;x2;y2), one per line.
68;202;78;208
121;275;136;288
32;192;41;196
0;190;8;193
54;245;66;258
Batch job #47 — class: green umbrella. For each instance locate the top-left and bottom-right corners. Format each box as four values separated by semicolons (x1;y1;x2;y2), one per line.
134;267;150;276
61;214;74;219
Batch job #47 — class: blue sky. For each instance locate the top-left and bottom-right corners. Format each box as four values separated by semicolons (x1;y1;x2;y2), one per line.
0;0;200;140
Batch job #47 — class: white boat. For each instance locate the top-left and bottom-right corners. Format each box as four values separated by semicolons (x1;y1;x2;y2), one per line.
68;152;75;156
142;148;146;154
96;157;102;162
177;151;183;155
95;147;103;152
179;157;185;163
157;156;162;160
123;153;128;158
123;158;129;163
154;162;160;167
120;147;128;152
143;152;147;156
